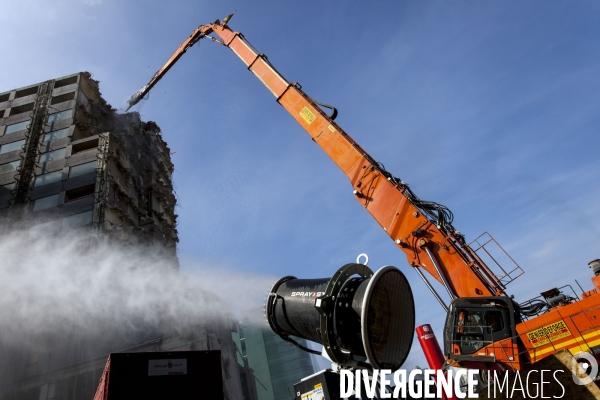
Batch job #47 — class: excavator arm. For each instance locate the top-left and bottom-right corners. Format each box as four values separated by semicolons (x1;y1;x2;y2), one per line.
127;16;600;374
126;24;215;110
127;15;507;303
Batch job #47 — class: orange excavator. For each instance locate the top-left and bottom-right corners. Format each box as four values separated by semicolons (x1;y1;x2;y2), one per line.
127;14;600;373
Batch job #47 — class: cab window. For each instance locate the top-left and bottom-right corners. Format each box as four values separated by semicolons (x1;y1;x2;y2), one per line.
485;310;504;333
457;310;485;354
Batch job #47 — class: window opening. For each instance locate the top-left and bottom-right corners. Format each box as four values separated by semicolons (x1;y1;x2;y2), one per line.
4;120;30;135
51;92;76;105
34;171;62;187
457;310;485;354
1;183;14;207
71;138;98;155
33;194;59;212
0;182;15;196
62;210;92;229
47;109;73;124
0;160;20;175
9;102;34;116
0;139;25;154
485;311;504;333
43;128;70;142
69;161;96;178
39;148;66;164
15;86;38;99
65;184;95;203
54;76;78;89
71;127;91;141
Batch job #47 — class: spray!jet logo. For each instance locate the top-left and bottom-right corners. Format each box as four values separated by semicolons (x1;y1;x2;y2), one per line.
572;352;599;385
291;291;325;297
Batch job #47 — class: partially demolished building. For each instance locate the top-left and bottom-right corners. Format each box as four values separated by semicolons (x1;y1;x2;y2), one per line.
0;73;249;399
0;72;177;256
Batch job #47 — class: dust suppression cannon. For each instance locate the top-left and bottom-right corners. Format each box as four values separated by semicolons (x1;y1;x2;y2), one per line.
265;256;415;394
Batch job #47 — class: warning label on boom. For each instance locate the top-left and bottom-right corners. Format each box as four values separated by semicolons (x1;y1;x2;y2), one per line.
300;107;316;125
526;320;572;348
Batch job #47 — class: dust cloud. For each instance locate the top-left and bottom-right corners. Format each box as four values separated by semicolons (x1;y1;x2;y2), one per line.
0;226;275;344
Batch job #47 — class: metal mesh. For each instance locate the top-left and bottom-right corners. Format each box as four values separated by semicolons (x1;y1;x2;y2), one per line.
365;269;415;369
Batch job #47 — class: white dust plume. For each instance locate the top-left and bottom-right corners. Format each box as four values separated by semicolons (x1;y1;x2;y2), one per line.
0;227;275;344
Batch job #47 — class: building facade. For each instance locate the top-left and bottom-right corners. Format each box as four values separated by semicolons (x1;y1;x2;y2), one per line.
0;73;248;400
234;311;321;400
0;72;178;256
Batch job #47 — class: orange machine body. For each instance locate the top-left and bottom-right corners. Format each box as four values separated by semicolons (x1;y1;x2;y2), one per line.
450;289;600;371
518;281;600;364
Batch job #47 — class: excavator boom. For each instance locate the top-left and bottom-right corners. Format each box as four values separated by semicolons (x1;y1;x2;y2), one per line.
126;24;215;110
128;17;507;301
127;14;600;373
131;17;507;300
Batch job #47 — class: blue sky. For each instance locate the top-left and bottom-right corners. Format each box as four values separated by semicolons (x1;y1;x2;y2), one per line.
2;0;599;368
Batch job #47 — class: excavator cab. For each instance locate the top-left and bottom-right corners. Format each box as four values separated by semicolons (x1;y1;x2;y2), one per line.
444;296;521;368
